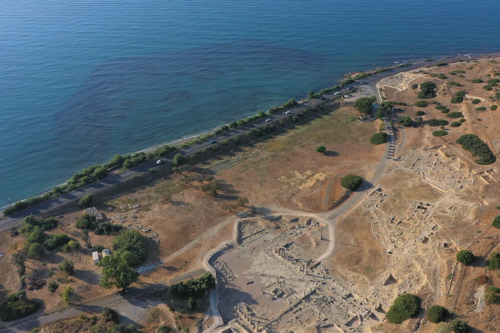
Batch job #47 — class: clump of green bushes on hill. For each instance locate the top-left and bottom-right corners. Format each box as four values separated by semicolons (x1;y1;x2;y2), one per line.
476;106;487;111
491;105;498;111
398;116;414;127
0;291;40;321
488;252;500;270
386;293;421;324
416;110;425;116
340;175;363;191
447;112;463;118
471;79;484;83
354;96;376;114
450;122;461;127
451;91;467;104
170;273;216;298
112;229;147;266
434;62;448;67
370;132;388;145
449;70;466;75
44;233;71;250
493;216;500;230
427;305;450;323
428;119;449;126
447;81;462;86
456;250;474;265
433;130;447;137
456;134;496;165
415;101;429;107
418;81;437;99
484;79;500;91
437;73;448;80
471;99;481;104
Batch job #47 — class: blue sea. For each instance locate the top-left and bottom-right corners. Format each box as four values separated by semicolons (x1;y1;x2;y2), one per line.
0;0;499;203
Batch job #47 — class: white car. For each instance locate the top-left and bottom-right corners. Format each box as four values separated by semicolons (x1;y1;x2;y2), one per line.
265;118;272;122
285;111;291;114
156;159;164;165
334;92;340;95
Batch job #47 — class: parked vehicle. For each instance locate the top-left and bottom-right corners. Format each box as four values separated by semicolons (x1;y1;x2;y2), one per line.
285;110;291;114
265;118;272;122
156;159;164;165
210;140;217;144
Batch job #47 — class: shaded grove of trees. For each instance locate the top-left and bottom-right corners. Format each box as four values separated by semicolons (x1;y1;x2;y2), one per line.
456;134;496;165
428;119;449;126
170;273;216;298
354;96;377;114
0;291;40;321
370;132;388;145
340;175;363;191
417;81;437;99
386;294;421;324
112;229;148;266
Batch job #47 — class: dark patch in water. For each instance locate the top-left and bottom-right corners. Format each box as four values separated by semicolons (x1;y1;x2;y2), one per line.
217;89;227;94
164;92;192;102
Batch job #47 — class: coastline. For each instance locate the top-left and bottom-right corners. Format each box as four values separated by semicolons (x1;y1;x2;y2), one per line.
3;51;500;213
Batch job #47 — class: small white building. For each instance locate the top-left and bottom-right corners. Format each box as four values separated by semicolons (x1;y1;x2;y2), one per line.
92;251;99;265
102;249;110;257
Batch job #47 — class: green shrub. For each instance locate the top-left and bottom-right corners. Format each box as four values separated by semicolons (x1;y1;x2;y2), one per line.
447;81;462;86
488;285;500;293
370;132;388;145
101;306;120;324
450;122;461;127
428;119;449;126
0;291;40;321
435;105;446;110
187;297;197;310
441;108;450;113
471;79;484;83
76;214;98;230
354;96;376;114
450;319;470;333
267;98;297;114
78;194;93;209
437;73;448;80
398;116;414;127
447;112;463;118
340;175;363;191
460;118;466;123
433;130;447;137
48;280;59;293
315;145;326;154
434;62;448;67
427;305;449;323
456;250;474;265
485;291;498;304
157;325;173;333
58;258;75;275
386;293;421;324
415;101;429;107
28;242;45;258
211;144;220;152
435;322;451;333
491;105;498;111
494;216;500;229
112;230;147;266
170;273;216;298
94;244;105;252
416;110;426;116
471;99;481;104
418;82;437;99
475;107;487;111
44;233;70;250
173;153;187;167
233;137;241;145
451;91;467;104
47;268;54;277
456;134;496;165
449;70;466;75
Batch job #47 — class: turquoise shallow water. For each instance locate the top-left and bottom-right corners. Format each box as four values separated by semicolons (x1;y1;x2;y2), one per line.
0;0;499;202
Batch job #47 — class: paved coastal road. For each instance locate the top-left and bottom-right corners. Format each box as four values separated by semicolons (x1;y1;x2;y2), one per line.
1;52;499;233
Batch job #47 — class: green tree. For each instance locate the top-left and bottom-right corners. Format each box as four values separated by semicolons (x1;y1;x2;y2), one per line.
427;305;449;323
0;291;40;321
48;280;59;293
228;121;238;129
418;81;437;99
78;194;93;209
308;91;315;99
415;101;429;107
101;306;119;323
173;153;187;167
112;230;147;266
93;167;108;180
485;291;498;304
488;252;500;270
450;319;470;333
315;145;326;154
398;116;414;127
456;250;474;265
28;243;45;258
416;110;425;116
58;258;75;275
187;297;197;310
99;251;139;290
157;325;173;333
386;294;421;324
493;216;500;229
354;96;376;114
61;285;74;304
370;132;388;145
340;175;363;191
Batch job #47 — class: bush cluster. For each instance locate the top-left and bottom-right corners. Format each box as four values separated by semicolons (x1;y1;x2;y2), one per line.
44;233;70;250
398;116;414;127
493;216;500;229
415;101;429;107
370;132;388;145
451;91;467;104
456;250;474;265
428;119;449;126
449;70;466;75
170;273;216;298
450;122;461;127
476;106;487;111
416;110;426;116
386;294;421;324
112;230;147;266
432;130;447;137
491;105;498;111
427;305;449;323
447;112;463;118
354;96;377;114
471;79;484;83
340;175;363;191
447;81;462;86
483;79;500;91
456;134;496;165
471;99;481;104
0;291;40;321
418;82;437;99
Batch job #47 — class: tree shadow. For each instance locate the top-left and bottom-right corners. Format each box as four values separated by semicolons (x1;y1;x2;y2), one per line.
324;151;339;157
75;269;101;285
